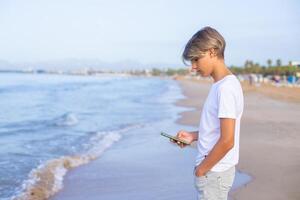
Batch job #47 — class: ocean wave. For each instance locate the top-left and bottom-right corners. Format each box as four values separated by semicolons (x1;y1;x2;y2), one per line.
10;131;121;200
0;112;79;137
53;112;79;127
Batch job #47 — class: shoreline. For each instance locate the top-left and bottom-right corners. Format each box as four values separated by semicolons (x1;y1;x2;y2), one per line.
11;74;299;200
174;77;300;200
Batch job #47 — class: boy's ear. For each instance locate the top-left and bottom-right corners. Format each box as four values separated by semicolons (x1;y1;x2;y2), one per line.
209;48;217;58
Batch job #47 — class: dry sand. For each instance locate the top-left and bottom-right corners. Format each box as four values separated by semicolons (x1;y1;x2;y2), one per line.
175;77;300;200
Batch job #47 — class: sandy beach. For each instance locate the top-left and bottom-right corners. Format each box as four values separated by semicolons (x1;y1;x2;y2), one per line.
175;77;300;200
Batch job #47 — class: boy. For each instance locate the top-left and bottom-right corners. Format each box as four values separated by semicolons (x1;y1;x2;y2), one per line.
172;26;244;200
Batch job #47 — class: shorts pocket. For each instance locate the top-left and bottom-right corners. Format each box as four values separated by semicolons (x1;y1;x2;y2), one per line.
195;175;207;180
194;174;207;190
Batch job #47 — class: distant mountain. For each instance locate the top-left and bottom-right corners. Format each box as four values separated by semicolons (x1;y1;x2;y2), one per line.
0;58;183;72
0;60;15;69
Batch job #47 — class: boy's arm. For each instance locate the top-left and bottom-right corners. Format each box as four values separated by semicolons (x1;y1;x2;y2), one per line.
195;118;235;176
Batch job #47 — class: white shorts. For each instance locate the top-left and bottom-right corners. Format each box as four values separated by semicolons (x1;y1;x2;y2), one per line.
194;166;235;200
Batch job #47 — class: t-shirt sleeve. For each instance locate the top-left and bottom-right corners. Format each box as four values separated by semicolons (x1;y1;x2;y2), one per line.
217;86;238;119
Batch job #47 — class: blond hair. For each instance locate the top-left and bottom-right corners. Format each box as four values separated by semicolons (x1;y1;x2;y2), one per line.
182;26;226;65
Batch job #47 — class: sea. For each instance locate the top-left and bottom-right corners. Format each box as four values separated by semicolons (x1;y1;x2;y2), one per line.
0;72;184;200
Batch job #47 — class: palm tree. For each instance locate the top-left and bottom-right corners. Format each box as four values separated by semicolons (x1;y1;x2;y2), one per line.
267;59;272;67
276;59;282;67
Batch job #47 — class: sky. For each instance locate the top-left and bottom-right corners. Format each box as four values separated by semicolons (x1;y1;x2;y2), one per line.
0;0;299;69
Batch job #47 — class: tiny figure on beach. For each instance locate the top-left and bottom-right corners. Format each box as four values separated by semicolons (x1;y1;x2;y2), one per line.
171;26;244;200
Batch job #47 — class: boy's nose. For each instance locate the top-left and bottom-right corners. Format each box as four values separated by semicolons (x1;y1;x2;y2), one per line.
191;63;198;71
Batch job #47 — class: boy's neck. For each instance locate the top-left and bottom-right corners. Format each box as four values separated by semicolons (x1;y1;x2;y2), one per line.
211;60;232;83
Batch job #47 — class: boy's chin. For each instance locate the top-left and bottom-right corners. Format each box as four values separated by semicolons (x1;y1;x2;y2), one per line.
198;71;209;77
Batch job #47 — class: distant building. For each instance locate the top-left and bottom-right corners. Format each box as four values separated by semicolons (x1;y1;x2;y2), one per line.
291;61;300;67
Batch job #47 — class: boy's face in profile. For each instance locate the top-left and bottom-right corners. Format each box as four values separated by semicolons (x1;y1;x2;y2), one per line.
190;50;215;77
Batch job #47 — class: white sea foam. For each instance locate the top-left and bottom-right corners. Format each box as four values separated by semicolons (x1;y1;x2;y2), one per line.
10;130;122;200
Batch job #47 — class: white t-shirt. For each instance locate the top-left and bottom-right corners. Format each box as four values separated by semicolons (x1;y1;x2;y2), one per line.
195;74;244;172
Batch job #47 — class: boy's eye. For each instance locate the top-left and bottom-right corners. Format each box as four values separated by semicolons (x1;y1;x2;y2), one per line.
191;58;199;62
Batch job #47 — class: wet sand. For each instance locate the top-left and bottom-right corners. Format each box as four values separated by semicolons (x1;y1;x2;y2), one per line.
175;77;300;200
49;116;200;200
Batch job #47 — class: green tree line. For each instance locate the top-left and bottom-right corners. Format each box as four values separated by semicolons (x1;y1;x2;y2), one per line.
150;59;299;76
230;59;299;76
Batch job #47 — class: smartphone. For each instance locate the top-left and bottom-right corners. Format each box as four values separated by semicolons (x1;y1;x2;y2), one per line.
160;132;190;145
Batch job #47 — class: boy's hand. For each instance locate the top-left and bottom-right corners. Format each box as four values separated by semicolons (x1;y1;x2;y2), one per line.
170;130;194;148
194;165;206;177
